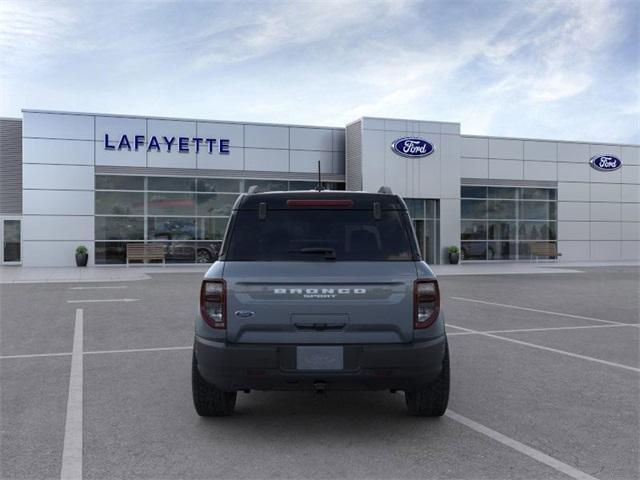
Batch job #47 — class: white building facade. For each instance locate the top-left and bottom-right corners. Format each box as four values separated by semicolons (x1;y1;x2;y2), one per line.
0;109;637;267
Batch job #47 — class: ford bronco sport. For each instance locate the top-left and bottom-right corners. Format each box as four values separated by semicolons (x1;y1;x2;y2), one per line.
192;188;449;416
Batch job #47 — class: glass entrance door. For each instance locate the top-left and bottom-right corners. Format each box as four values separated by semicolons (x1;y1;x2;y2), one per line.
405;199;440;264
2;219;21;264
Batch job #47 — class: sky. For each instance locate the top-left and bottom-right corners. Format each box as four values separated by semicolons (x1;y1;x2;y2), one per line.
0;0;638;143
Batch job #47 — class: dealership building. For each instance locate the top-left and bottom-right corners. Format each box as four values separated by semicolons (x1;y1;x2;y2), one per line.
0;109;638;267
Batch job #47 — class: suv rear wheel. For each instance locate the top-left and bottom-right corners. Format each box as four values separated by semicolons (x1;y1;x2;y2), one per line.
405;343;450;417
192;354;237;416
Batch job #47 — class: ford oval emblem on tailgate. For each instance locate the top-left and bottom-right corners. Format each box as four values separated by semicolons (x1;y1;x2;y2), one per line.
234;310;255;318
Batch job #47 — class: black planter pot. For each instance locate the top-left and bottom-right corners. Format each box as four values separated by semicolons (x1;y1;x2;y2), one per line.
448;252;460;264
75;253;88;267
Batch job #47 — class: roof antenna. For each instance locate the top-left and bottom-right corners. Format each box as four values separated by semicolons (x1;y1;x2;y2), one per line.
315;160;324;191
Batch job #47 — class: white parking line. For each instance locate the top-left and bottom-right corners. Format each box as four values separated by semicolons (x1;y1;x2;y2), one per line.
69;286;127;290
446;324;471;331
84;346;191;355
447;323;640;336
446;410;599;480
60;308;83;480
66;298;139;304
450;297;626;326
0;351;71;360
448;323;640;373
0;345;192;360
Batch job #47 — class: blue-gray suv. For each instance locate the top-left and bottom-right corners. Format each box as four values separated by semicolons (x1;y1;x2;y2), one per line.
192;189;449;416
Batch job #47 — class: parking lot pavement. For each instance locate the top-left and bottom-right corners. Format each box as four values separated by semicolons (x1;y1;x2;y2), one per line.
83;351;566;480
438;267;639;325
448;334;638;480
1;266;638;479
0;283;79;356
0;357;69;479
498;326;640;368
442;300;614;333
76;274;201;353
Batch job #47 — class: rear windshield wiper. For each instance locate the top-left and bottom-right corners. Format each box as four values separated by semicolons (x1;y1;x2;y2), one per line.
289;247;337;260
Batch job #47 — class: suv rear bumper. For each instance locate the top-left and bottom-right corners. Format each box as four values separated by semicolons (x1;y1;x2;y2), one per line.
194;335;447;392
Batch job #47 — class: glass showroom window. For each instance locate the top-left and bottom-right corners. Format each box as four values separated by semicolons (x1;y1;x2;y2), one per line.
405;198;440;264
460;186;557;261
95;175;345;264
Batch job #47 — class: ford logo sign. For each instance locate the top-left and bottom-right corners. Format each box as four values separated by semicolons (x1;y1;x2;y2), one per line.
391;137;435;158
590;155;622;172
234;310;255;318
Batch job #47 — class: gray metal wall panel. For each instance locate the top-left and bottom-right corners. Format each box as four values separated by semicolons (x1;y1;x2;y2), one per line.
461;178;557;188
0;118;22;214
94;165;345;182
345;121;362;191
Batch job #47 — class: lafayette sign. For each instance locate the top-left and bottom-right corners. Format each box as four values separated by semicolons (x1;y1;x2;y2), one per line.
104;134;230;154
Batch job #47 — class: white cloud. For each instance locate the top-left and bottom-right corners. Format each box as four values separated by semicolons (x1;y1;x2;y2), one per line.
527;72;592;102
191;0;411;69
0;1;77;64
480;0;622;104
0;0;636;143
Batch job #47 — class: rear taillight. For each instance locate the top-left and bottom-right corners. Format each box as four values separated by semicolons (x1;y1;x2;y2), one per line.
414;279;440;329
200;279;226;329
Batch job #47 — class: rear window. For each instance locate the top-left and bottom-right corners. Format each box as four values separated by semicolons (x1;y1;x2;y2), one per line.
224;209;416;261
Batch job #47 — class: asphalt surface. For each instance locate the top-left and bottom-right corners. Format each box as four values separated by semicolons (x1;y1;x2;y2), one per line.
1;266;639;479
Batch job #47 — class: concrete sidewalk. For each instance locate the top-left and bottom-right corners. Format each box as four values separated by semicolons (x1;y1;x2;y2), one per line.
1;261;637;284
433;260;638;276
0;265;209;284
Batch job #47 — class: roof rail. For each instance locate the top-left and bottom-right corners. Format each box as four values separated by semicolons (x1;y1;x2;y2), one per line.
247;185;260;194
377;186;393;194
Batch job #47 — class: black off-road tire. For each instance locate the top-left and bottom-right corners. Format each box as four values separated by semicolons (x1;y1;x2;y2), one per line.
405;343;450;417
192;354;237;417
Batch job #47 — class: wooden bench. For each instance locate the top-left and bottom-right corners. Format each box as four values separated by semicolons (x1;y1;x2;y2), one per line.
529;243;561;262
126;244;165;266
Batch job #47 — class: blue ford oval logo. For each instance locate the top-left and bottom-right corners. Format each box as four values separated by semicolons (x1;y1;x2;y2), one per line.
391;137;435;158
234;310;255;318
590;155;622;172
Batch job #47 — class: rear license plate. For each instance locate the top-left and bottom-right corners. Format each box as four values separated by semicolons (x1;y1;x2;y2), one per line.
296;346;344;371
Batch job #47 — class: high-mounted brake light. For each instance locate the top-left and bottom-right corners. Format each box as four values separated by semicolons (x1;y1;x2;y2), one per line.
414;279;440;329
200;279;226;329
286;199;354;207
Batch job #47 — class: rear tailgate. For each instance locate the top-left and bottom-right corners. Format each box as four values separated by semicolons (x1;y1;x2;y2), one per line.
224;261;417;344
